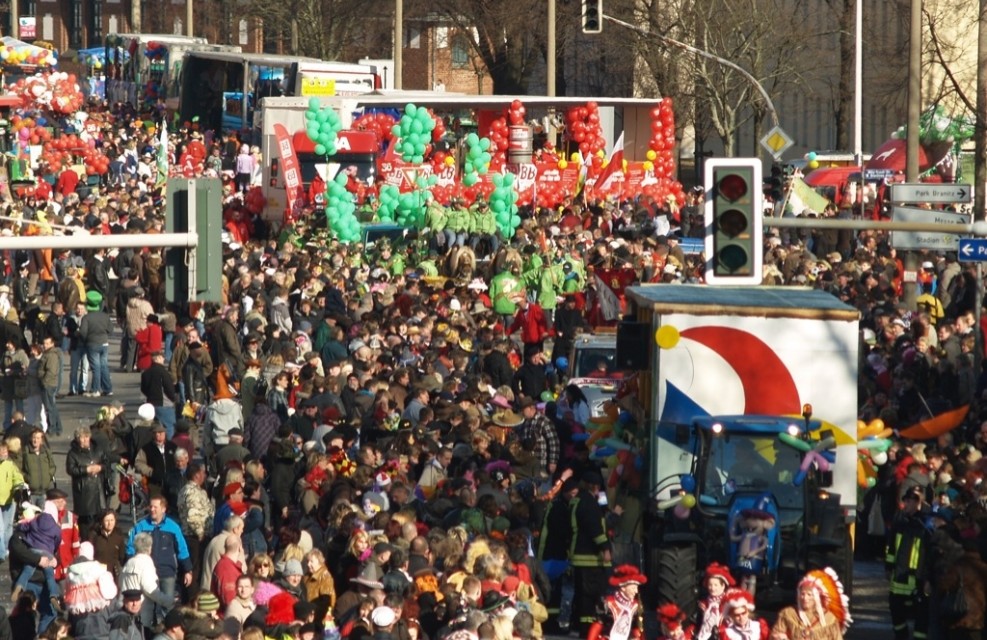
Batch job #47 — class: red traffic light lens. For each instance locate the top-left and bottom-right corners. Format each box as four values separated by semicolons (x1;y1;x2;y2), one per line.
717;174;748;201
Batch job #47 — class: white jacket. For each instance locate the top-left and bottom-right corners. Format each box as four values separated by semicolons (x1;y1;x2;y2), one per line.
118;553;171;607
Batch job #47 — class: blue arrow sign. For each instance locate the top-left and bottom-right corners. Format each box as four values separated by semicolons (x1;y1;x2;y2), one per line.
958;238;987;262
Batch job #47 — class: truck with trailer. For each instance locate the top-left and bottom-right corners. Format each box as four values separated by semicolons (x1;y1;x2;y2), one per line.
614;284;859;611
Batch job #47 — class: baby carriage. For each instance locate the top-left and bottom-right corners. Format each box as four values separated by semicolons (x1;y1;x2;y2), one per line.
114;463;150;524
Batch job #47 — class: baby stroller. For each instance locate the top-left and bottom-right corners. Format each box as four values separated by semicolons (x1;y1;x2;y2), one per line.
114;463;150;524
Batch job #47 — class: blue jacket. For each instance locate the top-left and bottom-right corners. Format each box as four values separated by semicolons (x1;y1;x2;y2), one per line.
125;516;191;578
19;512;61;554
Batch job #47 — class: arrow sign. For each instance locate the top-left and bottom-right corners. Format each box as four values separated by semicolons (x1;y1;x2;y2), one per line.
890;183;972;204
958;238;987;263
891;206;969;251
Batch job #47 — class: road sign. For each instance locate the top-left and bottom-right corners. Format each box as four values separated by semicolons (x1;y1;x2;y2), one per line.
864;168;895;181
958;238;987;262
891;206;969;251
759;126;793;160
890;182;972;204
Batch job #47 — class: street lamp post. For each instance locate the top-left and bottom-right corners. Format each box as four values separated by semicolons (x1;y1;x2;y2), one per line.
394;0;403;90
547;0;556;97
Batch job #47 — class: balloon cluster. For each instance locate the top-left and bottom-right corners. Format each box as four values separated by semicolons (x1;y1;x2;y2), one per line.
856;419;893;489
777;433;836;486
324;173;361;242
489;173;520;238
390;103;436;164
487;116;510;168
659;474;698;520
891;105;975;146
429;150;455;175
10;115;51;148
81;147;110;176
12;72;84;114
805;151;820;170
579;403;644;505
0;44;56;68
462;133;492;187
638;99;686;205
508;99;526;126
352;112;396;145
566;102;606;157
304;97;344;156
376;184;401;222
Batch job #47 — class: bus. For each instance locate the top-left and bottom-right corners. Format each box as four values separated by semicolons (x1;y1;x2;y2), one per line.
178;52;381;133
103;33;241;108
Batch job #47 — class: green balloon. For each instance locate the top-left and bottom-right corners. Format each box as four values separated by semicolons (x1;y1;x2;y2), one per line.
467;133;479;146
479;138;491;151
491;199;506;213
405;103;417;116
308;97;320;110
314;144;327;156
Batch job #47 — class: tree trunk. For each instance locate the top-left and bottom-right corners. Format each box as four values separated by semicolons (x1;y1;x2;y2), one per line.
834;0;854;150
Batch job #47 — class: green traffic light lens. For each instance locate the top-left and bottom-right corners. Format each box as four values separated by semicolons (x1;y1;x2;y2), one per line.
717;174;748;201
718;245;749;272
718;209;747;237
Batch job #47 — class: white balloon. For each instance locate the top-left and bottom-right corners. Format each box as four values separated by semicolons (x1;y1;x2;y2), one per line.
872;451;888;466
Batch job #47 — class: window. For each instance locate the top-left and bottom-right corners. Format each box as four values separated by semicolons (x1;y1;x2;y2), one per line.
435;26;449;48
406;26;421;49
239;19;248;45
451;35;469;69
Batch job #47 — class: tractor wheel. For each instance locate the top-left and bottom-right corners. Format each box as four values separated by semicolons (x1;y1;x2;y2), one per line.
655;544;699;617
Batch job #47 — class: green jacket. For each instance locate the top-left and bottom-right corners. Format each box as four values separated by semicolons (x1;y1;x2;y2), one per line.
446;206;470;232
470;208;498;235
490;272;523;315
387;254;407;277
19;447;54;494
426;203;448;232
537;264;563;310
523;254;544;290
417;259;439;278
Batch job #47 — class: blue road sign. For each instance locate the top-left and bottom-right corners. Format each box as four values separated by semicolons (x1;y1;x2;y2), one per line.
958;238;987;262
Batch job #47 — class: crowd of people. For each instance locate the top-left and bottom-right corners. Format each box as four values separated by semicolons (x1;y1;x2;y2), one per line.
0;97;981;640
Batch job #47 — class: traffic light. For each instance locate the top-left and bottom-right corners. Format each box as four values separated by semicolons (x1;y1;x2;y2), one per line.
704;158;763;285
582;0;603;34
166;178;224;303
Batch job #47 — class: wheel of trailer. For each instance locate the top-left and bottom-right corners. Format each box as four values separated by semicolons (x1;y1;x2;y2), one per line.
655;544;699;617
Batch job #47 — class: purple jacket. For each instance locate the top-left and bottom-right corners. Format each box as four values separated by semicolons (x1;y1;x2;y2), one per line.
19;512;61;554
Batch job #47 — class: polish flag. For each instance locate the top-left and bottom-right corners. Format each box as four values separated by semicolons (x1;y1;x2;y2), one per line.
595;132;625;192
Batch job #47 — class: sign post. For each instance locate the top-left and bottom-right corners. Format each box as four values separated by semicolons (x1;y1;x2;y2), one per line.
890;183;973;204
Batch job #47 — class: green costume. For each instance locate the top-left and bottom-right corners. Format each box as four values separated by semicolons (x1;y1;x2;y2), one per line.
490;271;524;316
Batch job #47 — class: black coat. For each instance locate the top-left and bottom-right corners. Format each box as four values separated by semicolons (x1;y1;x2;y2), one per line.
66;440;108;518
483;350;515;389
140;363;177;407
139;440;178;489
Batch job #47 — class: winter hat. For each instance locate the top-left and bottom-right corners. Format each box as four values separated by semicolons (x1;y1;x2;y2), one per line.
197;592;221;612
265;592;298;626
78;541;94;560
283;559;304;577
137;403;156;422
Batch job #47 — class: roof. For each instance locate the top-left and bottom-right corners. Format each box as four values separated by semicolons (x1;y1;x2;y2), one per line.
350;92;661;110
693;415;823;435
625;284;859;321
182;51;321;65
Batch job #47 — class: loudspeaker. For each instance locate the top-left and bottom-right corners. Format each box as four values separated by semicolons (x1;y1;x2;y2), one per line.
616;321;651;371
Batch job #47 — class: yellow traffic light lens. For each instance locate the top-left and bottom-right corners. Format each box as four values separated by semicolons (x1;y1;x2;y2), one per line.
717;174;748;201
718;209;748;237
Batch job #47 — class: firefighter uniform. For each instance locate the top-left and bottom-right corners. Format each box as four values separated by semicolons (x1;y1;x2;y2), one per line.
570;485;612;632
886;489;930;640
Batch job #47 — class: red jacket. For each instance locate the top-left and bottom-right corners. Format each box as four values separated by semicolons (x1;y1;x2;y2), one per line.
56;509;80;581
135;323;164;371
212;554;243;607
509;304;550;346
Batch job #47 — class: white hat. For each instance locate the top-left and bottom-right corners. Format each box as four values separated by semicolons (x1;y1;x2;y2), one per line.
663;263;679;275
137;403;155;422
371;606;397;627
79;541;95;559
921;261;934;269
448;298;461;311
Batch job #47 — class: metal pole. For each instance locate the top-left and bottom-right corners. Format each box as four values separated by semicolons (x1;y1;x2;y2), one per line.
394;0;403;90
186;0;193;37
855;0;865;221
10;0;17;43
547;0;556;97
763;216;987;234
604;14;779;127
0;233;199;251
903;0;923;309
976;0;987;375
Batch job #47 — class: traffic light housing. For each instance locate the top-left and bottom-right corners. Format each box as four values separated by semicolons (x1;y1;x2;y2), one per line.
166;178;224;303
582;0;603;34
704;158;763;285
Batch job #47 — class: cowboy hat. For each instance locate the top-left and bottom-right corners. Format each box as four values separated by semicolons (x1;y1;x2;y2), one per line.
491;410;523;428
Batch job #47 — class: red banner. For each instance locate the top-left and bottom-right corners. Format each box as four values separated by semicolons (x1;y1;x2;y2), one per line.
274;124;305;224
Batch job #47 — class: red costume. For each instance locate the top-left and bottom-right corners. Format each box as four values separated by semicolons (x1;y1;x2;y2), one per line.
509;302;550;347
56;508;81;581
587;565;646;640
212;554;243;607
718;589;769;640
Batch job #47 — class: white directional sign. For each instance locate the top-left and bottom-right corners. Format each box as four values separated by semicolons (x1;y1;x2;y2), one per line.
890;206;969;251
890;183;972;204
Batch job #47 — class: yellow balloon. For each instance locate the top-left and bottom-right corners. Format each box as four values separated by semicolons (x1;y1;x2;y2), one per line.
571;152;580;163
808;160;820;169
643;161;653;171
558;160;568;169
596;149;605;158
622;159;628;171
444;155;455;167
646;149;657;161
681;494;697;509
656;325;680;349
